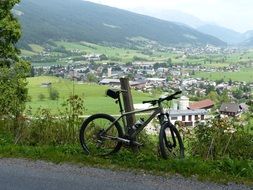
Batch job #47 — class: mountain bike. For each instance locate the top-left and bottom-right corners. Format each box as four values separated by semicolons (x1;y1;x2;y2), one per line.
79;89;184;159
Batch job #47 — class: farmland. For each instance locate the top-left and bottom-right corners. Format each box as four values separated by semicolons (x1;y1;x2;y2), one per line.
193;68;253;82
26;76;151;115
21;41;253;83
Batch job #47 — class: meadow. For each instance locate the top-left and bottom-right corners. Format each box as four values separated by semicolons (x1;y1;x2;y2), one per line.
27;76;151;115
21;42;253;82
21;41;253;68
193;68;253;82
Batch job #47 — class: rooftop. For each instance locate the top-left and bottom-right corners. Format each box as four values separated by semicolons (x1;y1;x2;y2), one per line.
189;99;214;110
220;103;241;113
166;109;208;116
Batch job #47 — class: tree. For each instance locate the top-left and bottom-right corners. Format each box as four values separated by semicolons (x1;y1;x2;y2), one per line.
232;89;243;100
228;78;232;86
207;91;219;103
205;85;215;95
86;73;98;82
0;0;30;117
48;87;59;100
219;90;230;103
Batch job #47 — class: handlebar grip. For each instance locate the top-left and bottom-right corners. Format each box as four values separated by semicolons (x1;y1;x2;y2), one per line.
174;91;182;96
142;100;157;105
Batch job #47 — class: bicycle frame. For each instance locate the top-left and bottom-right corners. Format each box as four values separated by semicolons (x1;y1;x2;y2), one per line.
79;89;184;158
104;105;165;139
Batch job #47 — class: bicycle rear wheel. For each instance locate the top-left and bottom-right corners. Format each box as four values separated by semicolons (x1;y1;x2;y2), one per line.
159;123;184;159
79;113;123;156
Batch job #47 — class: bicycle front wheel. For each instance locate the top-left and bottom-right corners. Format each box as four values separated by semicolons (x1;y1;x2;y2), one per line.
159;123;184;159
79;113;123;156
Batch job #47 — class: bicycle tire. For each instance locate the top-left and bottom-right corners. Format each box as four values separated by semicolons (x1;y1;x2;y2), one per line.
159;123;184;159
79;113;123;156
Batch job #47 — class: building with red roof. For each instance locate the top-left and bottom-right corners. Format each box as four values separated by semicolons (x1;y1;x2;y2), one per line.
189;99;214;110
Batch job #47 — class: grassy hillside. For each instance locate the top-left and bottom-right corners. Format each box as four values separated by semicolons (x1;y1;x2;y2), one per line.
193;68;253;82
16;0;225;47
27;76;151;114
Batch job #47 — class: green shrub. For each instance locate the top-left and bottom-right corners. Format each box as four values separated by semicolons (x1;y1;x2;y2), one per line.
3;95;85;146
189;118;253;160
38;93;46;101
48;87;59;100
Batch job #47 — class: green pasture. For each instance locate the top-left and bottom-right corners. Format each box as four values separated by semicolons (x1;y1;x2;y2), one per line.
27;76;151;115
21;44;45;57
55;41;152;62
193;68;253;82
21;49;36;57
20;41;253;70
29;44;45;53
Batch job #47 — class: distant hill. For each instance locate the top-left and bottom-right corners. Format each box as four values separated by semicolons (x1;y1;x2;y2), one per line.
197;24;244;45
15;0;226;48
242;37;253;46
243;30;253;39
133;9;205;28
130;8;253;45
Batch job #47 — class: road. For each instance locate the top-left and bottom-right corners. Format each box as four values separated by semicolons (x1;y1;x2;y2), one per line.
0;158;251;190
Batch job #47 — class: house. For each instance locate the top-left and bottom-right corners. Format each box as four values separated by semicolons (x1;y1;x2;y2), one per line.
167;109;208;127
219;103;242;117
239;103;249;112
99;79;120;86
99;79;146;88
146;78;166;83
130;80;146;90
41;82;52;88
169;96;209;127
189;99;214;110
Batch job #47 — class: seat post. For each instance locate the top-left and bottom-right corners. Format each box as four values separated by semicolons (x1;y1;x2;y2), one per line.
118;95;124;114
118;95;127;130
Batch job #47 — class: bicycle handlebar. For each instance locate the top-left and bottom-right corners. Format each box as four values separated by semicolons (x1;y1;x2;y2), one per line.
142;91;182;105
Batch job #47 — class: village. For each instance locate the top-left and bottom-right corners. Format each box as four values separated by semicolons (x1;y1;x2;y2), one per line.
30;47;252;131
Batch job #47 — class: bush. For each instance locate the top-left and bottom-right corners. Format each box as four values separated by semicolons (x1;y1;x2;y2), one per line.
48;87;59;100
189;118;253;160
38;93;46;101
1;95;85;146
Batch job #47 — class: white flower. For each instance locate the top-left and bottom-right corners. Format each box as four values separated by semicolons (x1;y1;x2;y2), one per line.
224;127;236;134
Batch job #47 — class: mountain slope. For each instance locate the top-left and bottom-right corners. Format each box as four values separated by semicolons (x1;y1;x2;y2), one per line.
242;37;253;46
15;0;226;47
243;30;253;40
133;9;205;28
197;24;243;44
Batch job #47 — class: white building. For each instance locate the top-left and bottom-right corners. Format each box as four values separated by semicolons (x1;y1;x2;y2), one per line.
179;96;189;110
169;96;209;127
167;109;208;127
107;67;112;77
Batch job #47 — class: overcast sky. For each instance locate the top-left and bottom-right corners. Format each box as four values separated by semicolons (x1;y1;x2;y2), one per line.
86;0;253;33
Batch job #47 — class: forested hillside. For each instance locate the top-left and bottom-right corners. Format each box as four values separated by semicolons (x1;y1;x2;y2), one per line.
15;0;226;48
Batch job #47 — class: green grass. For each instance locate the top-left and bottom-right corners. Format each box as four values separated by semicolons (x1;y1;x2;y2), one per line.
27;76;151;114
193;68;253;82
21;49;37;56
55;41;152;62
205;63;230;68
0;144;252;185
21;41;253;69
29;44;45;53
21;44;45;57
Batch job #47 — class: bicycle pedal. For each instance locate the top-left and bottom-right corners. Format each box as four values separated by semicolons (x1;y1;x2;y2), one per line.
132;141;143;147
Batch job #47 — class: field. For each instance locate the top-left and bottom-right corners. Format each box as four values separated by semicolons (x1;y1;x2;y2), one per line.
21;41;253;82
193;68;253;82
21;41;253;67
55;41;175;63
27;76;151;115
